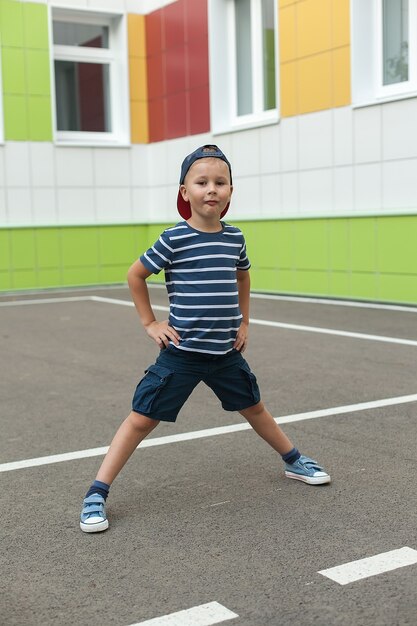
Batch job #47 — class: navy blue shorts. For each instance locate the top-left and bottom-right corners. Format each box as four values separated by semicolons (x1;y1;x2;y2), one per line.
131;347;261;422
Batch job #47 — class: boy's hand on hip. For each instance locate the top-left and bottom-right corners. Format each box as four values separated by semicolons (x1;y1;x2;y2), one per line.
145;320;181;349
234;321;248;352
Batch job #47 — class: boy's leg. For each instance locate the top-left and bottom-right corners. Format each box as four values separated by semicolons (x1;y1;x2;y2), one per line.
80;411;158;533
239;402;330;485
96;411;159;485
239;401;293;455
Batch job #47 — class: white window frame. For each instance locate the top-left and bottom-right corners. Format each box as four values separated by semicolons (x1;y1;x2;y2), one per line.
50;6;130;146
209;0;279;134
351;0;417;106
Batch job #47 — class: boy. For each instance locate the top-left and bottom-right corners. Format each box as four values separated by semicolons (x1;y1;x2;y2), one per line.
80;145;330;533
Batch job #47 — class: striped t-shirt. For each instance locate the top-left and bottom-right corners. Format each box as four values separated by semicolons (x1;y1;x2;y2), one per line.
140;221;251;355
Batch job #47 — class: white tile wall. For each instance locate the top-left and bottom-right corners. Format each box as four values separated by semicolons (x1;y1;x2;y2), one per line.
259;123;280;174
354;163;382;212
30;143;55;188
382;99;417;160
298;110;333;170
7;189;33;225
281;172;299;215
280;117;298;172
32;188;58;225
56;148;94;187
333;106;353;166
2;98;417;229
382;159;417;210
95;187;132;223
334;166;354;213
5;143;30;187
132;187;149;223
299;168;333;214
94;149;131;187
231;175;261;218
354;105;381;163
230;129;260;178
260;173;281;216
57;188;95;224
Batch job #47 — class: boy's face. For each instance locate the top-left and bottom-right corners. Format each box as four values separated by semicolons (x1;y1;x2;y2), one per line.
179;158;233;222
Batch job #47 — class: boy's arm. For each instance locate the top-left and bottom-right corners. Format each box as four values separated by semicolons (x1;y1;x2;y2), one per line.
234;269;250;352
127;259;180;348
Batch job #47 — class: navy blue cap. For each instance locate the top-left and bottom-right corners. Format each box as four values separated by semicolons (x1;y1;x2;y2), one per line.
177;145;232;219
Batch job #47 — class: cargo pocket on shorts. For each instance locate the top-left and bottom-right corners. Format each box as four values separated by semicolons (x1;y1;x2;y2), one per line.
238;361;261;405
133;364;173;414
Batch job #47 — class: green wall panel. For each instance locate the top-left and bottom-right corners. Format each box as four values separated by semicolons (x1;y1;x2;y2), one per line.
0;0;24;47
0;0;52;141
0;217;416;305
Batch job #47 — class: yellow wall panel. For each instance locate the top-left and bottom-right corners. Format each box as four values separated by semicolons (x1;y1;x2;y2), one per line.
297;0;332;58
279;5;297;63
333;47;351;107
131;100;148;144
128;14;142;57
298;52;332;113
280;62;298;117
332;0;350;47
280;0;297;7
129;57;141;101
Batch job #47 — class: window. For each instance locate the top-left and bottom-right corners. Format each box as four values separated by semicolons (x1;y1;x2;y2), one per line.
51;8;129;144
209;0;278;133
351;0;417;105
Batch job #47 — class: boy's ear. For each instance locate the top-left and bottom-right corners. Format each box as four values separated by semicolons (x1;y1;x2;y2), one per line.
179;185;188;201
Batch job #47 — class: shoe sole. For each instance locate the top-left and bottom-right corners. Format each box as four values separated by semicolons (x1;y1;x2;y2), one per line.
285;471;331;485
80;519;109;533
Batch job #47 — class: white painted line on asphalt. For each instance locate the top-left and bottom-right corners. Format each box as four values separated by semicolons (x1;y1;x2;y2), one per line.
0;296;93;307
249;318;417;347
129;601;238;625
318;547;417;585
1;392;417;473
249;291;417;313
89;296;417;347
2;294;416;346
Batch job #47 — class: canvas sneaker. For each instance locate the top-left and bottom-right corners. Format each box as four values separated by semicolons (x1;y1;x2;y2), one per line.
80;493;109;533
285;455;331;485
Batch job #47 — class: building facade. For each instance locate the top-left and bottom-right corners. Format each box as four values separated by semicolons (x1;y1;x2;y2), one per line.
0;0;416;304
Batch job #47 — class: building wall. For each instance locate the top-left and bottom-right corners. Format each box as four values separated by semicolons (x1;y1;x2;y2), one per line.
0;0;416;305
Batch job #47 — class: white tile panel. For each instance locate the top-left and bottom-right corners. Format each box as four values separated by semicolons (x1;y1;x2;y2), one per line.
299;168;333;214
57;188;95;224
259;173;281;216
230;129;260;178
354;163;382;212
87;0;125;11
231;175;261;219
5;143;30;187
7;189;33;225
334;166;354;214
382;98;417;160
0;188;7;224
354;106;381;163
298;110;333;170
333;106;353;166
94;148;131;187
132;187;150;223
281;117;298;172
281;171;299;214
131;145;149;187
382;159;417;210
56;148;94;187
148;185;171;222
147;142;169;186
30;143;55;187
0;148;5;187
32;188;58;225
259;124;280;175
166;139;189;185
95;187;132;223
